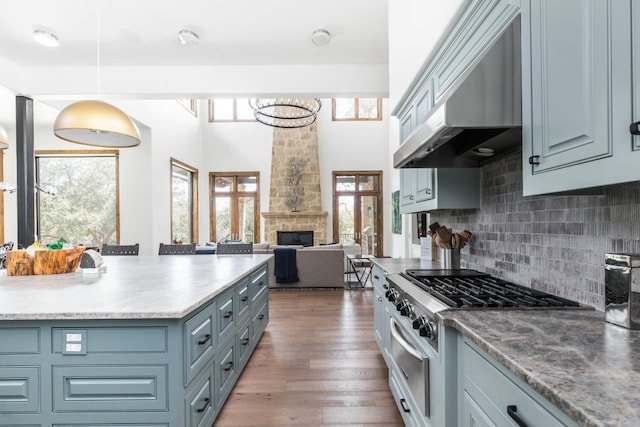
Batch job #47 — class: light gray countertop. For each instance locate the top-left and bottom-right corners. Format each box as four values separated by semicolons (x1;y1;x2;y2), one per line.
0;254;272;320
440;309;640;427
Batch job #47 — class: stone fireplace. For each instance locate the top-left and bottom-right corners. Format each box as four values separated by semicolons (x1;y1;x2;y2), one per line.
262;115;328;245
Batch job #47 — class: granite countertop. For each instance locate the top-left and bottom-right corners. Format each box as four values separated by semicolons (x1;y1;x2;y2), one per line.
0;254;272;320
372;257;440;274
439;309;640;427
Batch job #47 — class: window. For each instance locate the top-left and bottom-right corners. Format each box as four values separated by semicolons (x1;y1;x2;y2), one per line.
332;98;382;121
177;99;198;117
333;171;383;257
171;159;199;244
35;150;119;246
208;98;256;122
210;173;260;243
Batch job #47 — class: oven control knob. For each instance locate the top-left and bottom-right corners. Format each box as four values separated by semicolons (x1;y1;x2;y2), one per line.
412;316;427;330
398;300;414;317
419;320;438;340
386;289;399;303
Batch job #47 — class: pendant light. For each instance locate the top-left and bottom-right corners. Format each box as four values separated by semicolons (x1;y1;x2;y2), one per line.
53;2;140;147
0;125;9;149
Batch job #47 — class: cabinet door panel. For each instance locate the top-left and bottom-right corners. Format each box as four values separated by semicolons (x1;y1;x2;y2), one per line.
415;169;435;203
528;0;612;172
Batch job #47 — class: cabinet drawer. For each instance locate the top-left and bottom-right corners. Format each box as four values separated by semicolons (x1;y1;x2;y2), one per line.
184;304;216;385
251;300;269;342
0;366;40;413
217;288;235;344
185;366;215;427
52;327;167;354
216;339;236;406
237;320;252;369
249;266;268;306
237;279;250;322
0;327;40;354
52;365;168;412
463;342;570;427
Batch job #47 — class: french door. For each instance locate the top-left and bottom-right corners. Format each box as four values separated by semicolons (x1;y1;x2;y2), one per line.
333;171;383;257
209;173;260;243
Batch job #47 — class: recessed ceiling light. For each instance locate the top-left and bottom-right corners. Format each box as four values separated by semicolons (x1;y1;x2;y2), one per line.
178;29;199;46
33;29;59;47
311;29;331;46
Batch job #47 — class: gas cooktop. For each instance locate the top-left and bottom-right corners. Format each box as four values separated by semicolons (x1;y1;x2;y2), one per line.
402;269;581;309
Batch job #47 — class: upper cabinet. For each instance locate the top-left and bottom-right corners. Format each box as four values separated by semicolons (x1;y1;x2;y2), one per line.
522;0;639;195
400;168;480;214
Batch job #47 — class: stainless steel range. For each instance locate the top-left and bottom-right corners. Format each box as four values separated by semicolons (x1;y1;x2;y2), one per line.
382;268;583;427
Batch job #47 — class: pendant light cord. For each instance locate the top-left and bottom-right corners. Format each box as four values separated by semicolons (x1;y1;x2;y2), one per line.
96;0;101;98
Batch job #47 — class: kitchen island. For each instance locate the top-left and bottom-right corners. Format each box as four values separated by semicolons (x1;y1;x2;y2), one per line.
372;257;640;427
0;254;272;426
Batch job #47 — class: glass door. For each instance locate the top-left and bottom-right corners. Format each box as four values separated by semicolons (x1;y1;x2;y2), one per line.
333;171;383;257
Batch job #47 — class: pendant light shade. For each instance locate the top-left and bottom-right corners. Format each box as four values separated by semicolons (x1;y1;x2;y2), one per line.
54;100;141;147
0;125;9;149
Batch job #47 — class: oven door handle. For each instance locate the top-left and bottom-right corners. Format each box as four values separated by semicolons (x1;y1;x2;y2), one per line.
390;317;422;360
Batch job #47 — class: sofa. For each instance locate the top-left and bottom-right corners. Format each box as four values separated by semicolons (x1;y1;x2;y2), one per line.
253;242;362;288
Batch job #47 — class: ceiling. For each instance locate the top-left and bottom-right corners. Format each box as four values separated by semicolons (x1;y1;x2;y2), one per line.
0;0;389;68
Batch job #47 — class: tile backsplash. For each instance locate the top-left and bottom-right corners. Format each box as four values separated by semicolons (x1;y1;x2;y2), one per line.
429;152;640;311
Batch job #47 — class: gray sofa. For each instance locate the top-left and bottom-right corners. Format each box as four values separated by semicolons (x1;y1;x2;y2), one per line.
253;243;351;288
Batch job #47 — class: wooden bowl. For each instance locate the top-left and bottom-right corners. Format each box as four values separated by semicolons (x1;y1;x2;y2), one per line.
7;247;86;276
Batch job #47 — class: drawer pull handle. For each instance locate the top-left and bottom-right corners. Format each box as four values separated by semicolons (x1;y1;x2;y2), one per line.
224;361;233;371
196;397;210;413
630;121;640;135
258;280;265;286
224;311;233;319
197;334;211;345
374;274;380;280
377;296;382;301
258;314;265;320
528;155;540;165
241;296;249;302
383;284;388;289
400;398;411;413
507;405;528;427
242;338;250;345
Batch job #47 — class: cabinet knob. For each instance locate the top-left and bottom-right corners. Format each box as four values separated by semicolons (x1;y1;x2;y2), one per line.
528;155;540;165
196;397;210;413
630;121;640;135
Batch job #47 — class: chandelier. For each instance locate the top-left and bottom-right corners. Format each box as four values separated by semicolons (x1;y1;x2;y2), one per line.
249;98;322;129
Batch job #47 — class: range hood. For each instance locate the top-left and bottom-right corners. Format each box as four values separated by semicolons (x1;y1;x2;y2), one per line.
394;18;521;169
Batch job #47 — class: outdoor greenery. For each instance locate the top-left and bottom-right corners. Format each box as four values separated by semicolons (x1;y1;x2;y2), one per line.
37;155;116;247
171;164;192;243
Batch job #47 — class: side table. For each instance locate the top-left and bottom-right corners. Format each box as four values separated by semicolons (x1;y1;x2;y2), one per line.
346;254;373;288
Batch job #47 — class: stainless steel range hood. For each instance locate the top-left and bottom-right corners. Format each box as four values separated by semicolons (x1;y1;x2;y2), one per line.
394;18;521;169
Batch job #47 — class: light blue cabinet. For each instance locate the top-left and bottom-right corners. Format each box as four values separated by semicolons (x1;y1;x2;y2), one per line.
400;168;480;214
459;337;579;427
522;0;640;195
0;262;269;427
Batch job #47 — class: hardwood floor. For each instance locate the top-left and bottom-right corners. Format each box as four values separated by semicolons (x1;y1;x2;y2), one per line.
214;289;404;426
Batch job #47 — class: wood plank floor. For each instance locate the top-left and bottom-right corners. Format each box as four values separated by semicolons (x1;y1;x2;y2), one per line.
214;289;404;426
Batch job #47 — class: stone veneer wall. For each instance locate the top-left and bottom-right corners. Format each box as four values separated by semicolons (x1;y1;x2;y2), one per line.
430;152;640;311
263;119;328;245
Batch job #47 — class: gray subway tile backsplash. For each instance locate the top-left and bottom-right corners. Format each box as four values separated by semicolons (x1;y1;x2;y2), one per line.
429;152;640;311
